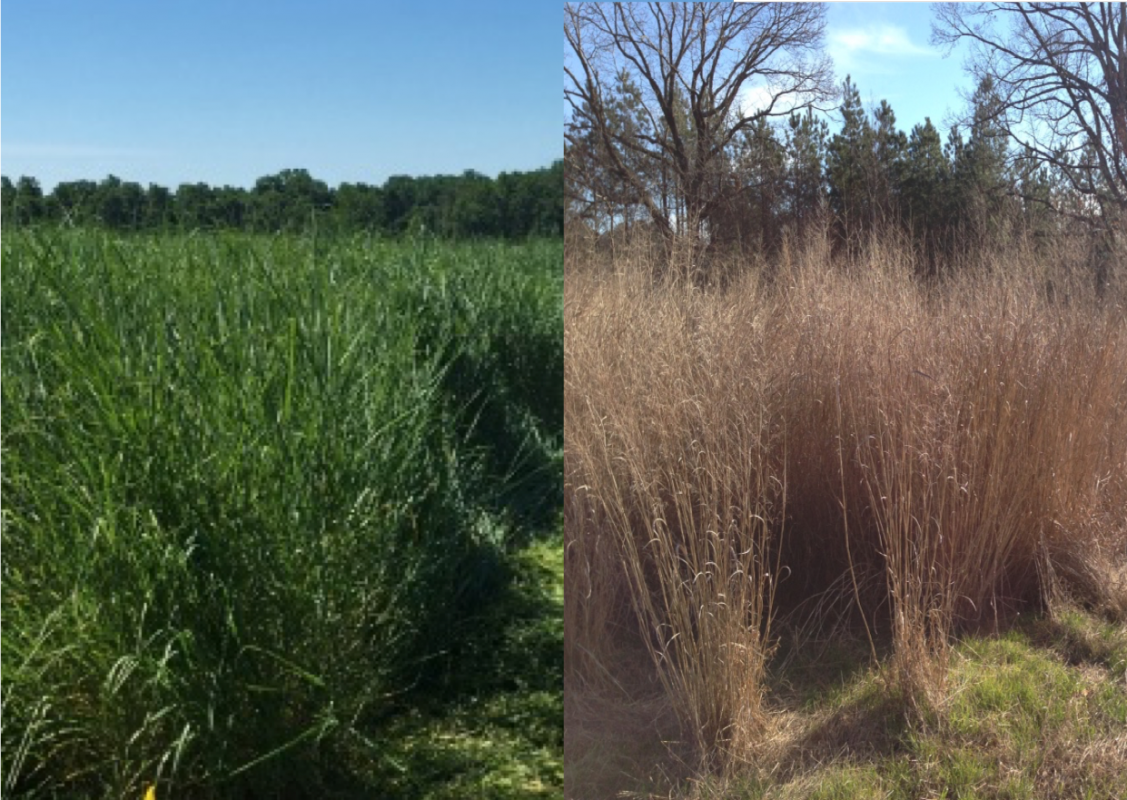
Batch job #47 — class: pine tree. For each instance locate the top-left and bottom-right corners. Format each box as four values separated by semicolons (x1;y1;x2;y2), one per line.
827;76;876;252
901;118;952;273
712;116;786;253
784;109;830;238
870;100;907;228
950;77;1012;243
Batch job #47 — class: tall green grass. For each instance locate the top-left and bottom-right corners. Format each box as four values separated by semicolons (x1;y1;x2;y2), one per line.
1;229;562;797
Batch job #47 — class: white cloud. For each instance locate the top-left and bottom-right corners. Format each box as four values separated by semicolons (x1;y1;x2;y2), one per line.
737;81;816;119
828;24;937;76
733;23;936;117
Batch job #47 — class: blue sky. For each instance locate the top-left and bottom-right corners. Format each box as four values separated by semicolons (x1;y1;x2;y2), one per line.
820;2;973;134
1;0;561;190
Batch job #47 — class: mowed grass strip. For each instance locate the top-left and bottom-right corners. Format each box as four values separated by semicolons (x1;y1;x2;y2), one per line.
1;229;562;798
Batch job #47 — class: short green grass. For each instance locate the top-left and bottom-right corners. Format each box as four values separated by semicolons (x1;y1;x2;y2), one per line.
1;228;563;798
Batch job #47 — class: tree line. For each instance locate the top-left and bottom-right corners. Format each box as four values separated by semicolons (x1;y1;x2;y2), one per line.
1;161;564;239
564;3;1125;277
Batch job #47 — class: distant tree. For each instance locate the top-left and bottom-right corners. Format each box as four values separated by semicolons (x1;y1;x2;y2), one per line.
870;99;907;227
933;2;1127;225
451;170;500;238
496;171;529;239
53;180;99;226
2;162;560;240
335;183;386;233
538;160;565;237
948;77;1012;241
901;120;950;229
784;109;831;238
212;187;248;229
511;161;564;238
1011;143;1058;241
565;2;834;254
566;69;654;236
827;76;877;251
412;174;456;236
175;183;218;230
382;176;418;234
901;118;953;273
145;184;174;229
95;176;125;227
117;180;147;229
252;169;331;232
710;116;787;253
2;177;17;224
13;175;44;225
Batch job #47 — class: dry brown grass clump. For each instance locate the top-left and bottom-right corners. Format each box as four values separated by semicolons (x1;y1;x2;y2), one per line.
565;229;1127;782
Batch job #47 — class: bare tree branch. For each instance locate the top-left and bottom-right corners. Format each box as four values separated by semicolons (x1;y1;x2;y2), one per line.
932;2;1127;222
565;2;833;247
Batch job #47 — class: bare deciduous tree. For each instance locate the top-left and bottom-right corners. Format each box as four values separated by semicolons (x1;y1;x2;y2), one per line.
564;2;833;253
932;2;1127;221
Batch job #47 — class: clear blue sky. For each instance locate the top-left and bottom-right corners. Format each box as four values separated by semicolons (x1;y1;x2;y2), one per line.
1;0;561;190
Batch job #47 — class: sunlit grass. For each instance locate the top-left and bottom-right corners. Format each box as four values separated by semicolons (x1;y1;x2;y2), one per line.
564;229;1126;798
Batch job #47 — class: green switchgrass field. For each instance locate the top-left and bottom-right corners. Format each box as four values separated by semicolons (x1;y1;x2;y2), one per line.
1;229;563;798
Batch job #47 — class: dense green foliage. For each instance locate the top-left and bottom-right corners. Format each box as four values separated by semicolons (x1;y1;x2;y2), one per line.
1;161;563;239
1;229;562;798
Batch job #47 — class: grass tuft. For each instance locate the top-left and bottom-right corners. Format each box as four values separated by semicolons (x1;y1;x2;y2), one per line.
564;228;1127;796
2;229;563;797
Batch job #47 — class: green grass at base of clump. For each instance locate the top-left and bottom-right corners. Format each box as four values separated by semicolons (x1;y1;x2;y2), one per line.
1;229;562;798
622;605;1126;800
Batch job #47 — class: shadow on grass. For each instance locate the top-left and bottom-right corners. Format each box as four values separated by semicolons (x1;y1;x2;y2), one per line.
744;631;911;788
1021;608;1127;675
792;679;910;765
768;627;888;711
347;536;564;799
437;343;563;545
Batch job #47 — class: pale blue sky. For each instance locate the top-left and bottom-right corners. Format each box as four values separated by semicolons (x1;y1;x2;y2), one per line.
1;0;561;190
821;2;973;134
